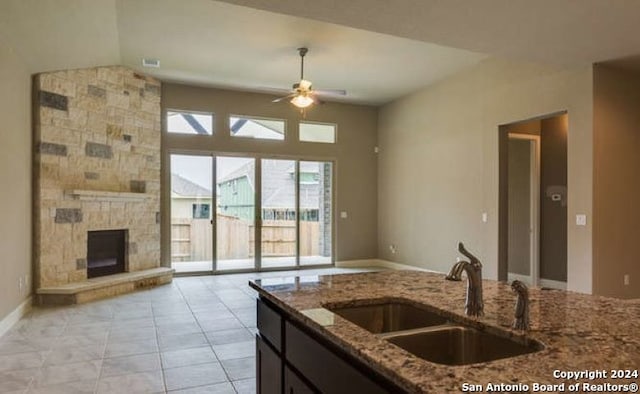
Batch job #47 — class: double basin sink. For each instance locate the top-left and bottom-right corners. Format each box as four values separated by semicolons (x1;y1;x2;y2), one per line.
326;301;543;366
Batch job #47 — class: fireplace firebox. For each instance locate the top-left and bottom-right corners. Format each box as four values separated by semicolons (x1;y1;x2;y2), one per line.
87;230;127;278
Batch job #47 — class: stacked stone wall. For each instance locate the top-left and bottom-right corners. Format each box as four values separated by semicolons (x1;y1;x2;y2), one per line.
34;66;161;287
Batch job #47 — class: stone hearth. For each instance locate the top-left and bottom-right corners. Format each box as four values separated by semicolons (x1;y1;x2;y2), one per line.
36;268;173;305
33;65;171;304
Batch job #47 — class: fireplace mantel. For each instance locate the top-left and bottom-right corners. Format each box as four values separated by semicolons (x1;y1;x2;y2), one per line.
65;189;151;202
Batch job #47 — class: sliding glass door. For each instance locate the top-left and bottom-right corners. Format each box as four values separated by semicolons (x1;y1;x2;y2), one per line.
300;161;332;266
170;154;214;273
216;156;256;271
261;159;297;269
170;153;333;273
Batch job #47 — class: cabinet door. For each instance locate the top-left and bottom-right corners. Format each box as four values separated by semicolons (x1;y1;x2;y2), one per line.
257;298;283;351
256;334;282;394
284;366;315;394
285;322;390;394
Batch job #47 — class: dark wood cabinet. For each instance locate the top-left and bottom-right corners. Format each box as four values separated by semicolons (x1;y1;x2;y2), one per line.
256;334;282;394
255;297;405;394
284;366;315;394
285;321;389;394
257;298;283;351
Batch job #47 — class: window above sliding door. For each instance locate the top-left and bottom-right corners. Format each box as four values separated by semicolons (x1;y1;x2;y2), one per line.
230;115;286;140
167;110;214;135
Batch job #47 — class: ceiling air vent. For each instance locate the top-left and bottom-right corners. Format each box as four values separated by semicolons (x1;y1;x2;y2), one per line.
142;58;160;68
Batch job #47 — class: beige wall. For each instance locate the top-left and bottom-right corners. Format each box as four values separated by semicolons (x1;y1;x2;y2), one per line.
0;37;31;320
378;57;593;293
161;84;378;264
593;64;640;298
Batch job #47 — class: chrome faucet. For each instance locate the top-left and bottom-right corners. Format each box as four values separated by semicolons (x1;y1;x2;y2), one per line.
511;280;530;331
445;242;484;317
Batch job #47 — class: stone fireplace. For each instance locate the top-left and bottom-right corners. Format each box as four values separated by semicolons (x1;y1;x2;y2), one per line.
33;65;172;304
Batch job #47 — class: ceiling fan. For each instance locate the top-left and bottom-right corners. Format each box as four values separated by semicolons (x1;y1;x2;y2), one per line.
272;47;347;109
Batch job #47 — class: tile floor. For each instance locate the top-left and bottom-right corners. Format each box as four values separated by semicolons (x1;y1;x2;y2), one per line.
0;267;376;394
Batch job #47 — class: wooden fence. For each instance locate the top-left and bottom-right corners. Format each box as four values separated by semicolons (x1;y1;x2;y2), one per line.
171;215;320;261
249;221;319;257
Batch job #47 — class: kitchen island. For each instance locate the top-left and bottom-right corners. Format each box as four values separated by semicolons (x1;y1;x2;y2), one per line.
250;270;640;393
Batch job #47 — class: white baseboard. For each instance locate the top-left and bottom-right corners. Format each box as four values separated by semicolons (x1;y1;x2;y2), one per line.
539;278;567;290
336;259;440;273
0;297;32;339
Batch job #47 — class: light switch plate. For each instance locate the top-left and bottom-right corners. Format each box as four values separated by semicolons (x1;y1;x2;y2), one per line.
340;211;348;219
576;214;587;226
481;212;488;223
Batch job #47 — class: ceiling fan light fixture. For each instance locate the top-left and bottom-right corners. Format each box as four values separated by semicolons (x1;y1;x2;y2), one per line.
290;94;314;108
271;47;344;110
299;79;312;90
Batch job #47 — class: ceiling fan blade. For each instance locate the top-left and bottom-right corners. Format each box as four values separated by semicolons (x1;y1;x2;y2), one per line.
314;88;347;96
258;86;294;95
272;93;295;103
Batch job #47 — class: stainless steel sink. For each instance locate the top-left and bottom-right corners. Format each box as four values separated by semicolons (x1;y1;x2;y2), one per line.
386;325;544;365
327;301;448;333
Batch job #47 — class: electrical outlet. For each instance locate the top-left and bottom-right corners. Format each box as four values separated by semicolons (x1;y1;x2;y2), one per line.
389;244;397;254
18;277;23;294
624;274;630;286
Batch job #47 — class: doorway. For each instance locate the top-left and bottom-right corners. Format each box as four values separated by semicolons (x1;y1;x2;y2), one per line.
169;153;334;274
499;113;568;289
507;134;540;285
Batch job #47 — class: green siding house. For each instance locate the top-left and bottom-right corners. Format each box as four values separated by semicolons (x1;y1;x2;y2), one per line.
218;176;255;220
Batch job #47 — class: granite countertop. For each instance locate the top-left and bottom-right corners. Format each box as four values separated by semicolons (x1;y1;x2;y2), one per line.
249;270;640;393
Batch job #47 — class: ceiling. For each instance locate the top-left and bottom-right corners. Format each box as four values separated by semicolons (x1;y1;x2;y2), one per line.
115;0;486;105
2;1;640;105
217;0;640;67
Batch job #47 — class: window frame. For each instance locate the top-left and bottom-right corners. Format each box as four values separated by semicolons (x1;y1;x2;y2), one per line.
298;120;338;144
165;109;215;135
228;114;287;141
